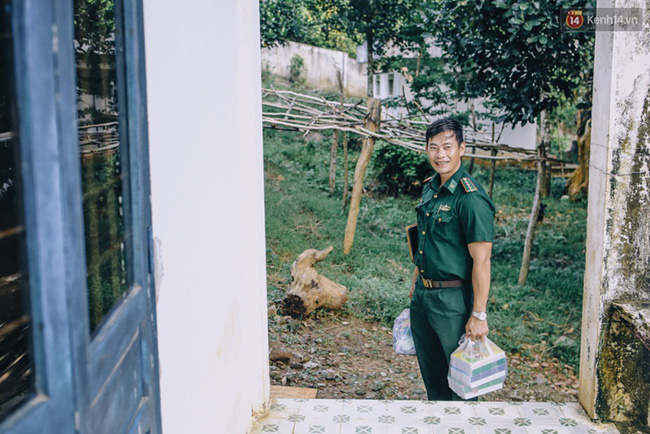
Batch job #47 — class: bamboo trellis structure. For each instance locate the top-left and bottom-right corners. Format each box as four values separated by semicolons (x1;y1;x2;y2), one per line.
262;88;571;165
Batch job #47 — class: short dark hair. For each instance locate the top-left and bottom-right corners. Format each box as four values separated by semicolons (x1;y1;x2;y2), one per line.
425;118;464;147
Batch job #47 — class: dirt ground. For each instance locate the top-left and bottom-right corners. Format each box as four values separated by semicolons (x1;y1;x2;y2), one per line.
267;308;580;402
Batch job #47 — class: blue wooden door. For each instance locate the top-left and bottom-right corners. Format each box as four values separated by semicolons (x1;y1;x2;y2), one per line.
0;0;161;433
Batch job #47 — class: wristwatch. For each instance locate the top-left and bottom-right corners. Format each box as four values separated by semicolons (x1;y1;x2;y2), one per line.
472;311;488;321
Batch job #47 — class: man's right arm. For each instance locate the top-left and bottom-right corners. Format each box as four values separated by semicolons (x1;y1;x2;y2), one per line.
409;266;419;298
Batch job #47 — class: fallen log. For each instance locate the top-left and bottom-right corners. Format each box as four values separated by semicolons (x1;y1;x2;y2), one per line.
280;246;348;317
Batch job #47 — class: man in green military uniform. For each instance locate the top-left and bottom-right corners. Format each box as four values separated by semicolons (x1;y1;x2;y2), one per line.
409;118;495;400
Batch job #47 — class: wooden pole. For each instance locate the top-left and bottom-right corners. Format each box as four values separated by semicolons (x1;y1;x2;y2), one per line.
343;98;381;254
336;71;349;206
468;104;477;174
539;110;551;198
342;131;349;208
518;141;547;285
488;123;497;198
329;130;339;194
488;149;498;198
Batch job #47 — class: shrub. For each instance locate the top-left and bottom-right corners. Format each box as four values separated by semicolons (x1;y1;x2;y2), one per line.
370;143;431;197
288;54;306;85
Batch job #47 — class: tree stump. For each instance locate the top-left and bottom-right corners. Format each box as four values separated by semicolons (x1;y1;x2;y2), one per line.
280;246;348;318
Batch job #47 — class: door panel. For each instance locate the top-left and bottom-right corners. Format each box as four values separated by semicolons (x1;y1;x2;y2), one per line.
73;0;161;431
1;0;161;432
0;1;77;432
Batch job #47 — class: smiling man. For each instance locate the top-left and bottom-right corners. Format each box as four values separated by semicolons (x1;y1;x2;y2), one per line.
408;118;495;400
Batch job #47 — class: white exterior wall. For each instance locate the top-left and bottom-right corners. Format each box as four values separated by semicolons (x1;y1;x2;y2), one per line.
143;1;269;433
262;41;367;97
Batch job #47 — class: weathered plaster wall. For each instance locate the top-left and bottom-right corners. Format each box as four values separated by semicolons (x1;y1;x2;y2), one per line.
579;0;650;424
144;1;270;433
262;42;367;97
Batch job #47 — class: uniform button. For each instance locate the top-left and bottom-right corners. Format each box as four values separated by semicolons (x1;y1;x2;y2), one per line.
419;250;423;254
426;213;430;216
422;231;425;235
434;195;438;198
420;269;424;273
438;218;442;222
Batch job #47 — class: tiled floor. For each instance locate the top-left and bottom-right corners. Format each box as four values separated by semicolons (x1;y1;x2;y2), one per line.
250;399;619;434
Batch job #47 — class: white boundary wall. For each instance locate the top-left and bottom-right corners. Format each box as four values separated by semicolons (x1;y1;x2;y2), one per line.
262;41;367;97
144;1;269;433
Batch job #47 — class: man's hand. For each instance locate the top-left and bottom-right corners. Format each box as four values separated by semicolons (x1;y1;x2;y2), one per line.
465;316;489;342
409;266;419;299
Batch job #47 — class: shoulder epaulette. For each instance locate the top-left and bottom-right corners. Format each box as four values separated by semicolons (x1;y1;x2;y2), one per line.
460;177;478;193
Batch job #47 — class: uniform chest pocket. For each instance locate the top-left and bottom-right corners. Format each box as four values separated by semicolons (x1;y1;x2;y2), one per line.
415;201;432;228
434;212;458;235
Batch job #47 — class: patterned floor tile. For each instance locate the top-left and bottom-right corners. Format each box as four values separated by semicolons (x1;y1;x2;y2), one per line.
473;402;521;421
339;422;386;434
253;400;619;434
557;403;589;421
525;425;573;434
386;401;431;420
429;403;475;420
476;423;528;434
301;400;346;419
518;403;565;420
250;417;296;433
386;421;434;434
432;424;479;434
347;401;387;420
268;398;303;417
293;421;342;434
577;424;620;434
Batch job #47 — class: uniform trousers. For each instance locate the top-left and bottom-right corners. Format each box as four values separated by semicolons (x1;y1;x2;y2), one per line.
409;278;474;401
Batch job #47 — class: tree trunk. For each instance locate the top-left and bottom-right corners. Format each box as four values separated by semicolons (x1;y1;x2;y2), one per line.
565;106;591;199
366;32;374;97
280;246;348;318
343;98;380;254
518;142;547;285
329;130;338;194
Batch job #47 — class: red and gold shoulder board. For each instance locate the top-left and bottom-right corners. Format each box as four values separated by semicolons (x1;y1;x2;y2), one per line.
460;177;478;193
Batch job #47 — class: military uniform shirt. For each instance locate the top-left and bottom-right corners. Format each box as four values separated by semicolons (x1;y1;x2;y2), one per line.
413;165;495;281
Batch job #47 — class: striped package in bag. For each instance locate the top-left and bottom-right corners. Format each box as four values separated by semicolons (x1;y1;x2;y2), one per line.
447;335;507;399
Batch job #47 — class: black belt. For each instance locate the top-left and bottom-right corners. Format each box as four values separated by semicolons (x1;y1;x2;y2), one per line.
420;278;469;289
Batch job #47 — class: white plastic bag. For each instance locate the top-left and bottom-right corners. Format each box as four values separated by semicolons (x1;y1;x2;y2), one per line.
392;308;416;355
447;335;507;399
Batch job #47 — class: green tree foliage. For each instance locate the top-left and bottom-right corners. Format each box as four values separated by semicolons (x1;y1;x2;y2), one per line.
339;0;419;96
259;0;309;48
259;0;357;55
416;0;595;126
